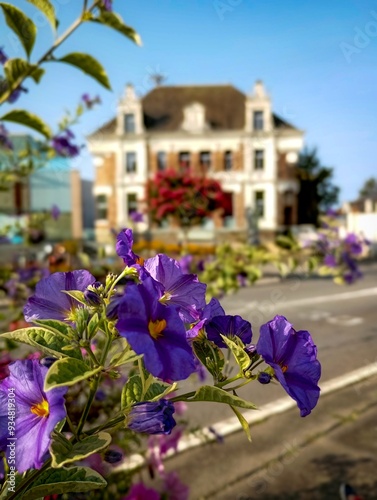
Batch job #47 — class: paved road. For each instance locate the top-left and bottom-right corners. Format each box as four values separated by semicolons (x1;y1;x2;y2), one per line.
181;265;377;428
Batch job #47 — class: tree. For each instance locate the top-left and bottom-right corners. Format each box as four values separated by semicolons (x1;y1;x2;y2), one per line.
146;169;229;231
297;147;339;226
359;177;377;199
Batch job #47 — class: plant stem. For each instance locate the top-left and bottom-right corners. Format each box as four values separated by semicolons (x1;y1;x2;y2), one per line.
0;1;102;106
6;459;51;500
77;329;112;436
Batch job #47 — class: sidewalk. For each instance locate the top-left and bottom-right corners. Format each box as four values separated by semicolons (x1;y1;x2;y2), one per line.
160;372;377;499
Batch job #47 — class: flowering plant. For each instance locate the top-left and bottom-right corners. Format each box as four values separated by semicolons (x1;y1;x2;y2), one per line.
0;229;321;498
312;211;370;284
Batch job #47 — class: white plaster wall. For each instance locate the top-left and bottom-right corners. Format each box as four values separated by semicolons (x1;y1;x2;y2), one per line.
347;213;377;242
244;182;277;230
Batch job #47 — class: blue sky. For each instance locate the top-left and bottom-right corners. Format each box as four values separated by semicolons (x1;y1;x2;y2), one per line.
1;0;376;202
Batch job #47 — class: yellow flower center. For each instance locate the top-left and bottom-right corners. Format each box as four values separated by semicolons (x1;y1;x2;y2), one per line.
136;256;145;265
280;364;288;373
148;319;167;340
159;292;172;304
31;399;49;418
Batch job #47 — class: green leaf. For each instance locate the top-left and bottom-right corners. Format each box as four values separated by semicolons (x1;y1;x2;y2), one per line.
92;12;142;46
0;3;37;57
230;405;252;442
183;385;258;410
110;349;142;368
26;0;56;29
44;358;103;391
121;375;143;409
145;382;177;402
61;289;86;305
28;328;82;360
4;58;44;85
50;432;112;468
33;319;71;337
0;327;81;360
58;52;111;90
221;335;251;374
0;109;51;138
193;340;225;382
24;466;106;499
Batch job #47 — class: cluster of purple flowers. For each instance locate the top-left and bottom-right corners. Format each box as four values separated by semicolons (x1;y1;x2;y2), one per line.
315;224;369;284
51;128;80;158
0;228;321;482
82;93;101;109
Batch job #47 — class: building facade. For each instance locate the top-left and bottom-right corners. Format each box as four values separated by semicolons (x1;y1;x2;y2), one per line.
88;81;304;243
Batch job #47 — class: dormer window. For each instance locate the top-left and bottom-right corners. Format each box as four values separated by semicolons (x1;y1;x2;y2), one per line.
182;102;206;132
253;111;264;131
124;113;135;133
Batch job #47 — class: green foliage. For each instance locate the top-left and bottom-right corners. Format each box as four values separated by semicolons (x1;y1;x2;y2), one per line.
24;466;107;499
0;109;52;138
0;327;82;360
110;348;142;368
181;385;258;410
220;335;251;374
0;3;37;57
91;11;142;46
297;147;340;225
26;0;56;30
145;381;177;402
359;177;377;199
121;374;143;408
4;58;44;84
50;432;112;468
44;358;103;391
58;52;111;90
193;339;225;382
230;405;252;442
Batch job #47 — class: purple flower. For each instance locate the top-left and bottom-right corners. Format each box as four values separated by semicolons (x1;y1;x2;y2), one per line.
8;85;28;104
163;472;189;500
104;448;123;464
0;47;8;65
128;399;176;435
116;277;195;381
341;252;363;284
102;0;113;11
123;483;160;500
257;315;321;417
145;254;206;322
323;254;337;268
82;93;101;109
0;360;67;472
206;314;252;349
24;270;95;322
326;208;337;218
129;211;144;223
0;123;13;150
51;129;80;158
178;254;193;274
116;228;142;266
51;204;61;221
186;298;225;340
344;233;363;256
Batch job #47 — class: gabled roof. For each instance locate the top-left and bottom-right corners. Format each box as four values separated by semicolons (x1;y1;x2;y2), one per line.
90;84;300;136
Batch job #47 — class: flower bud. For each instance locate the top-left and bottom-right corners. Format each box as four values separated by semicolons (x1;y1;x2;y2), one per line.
258;372;272;385
104;449;123;464
128;399;176;435
40;357;57;368
84;289;101;306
